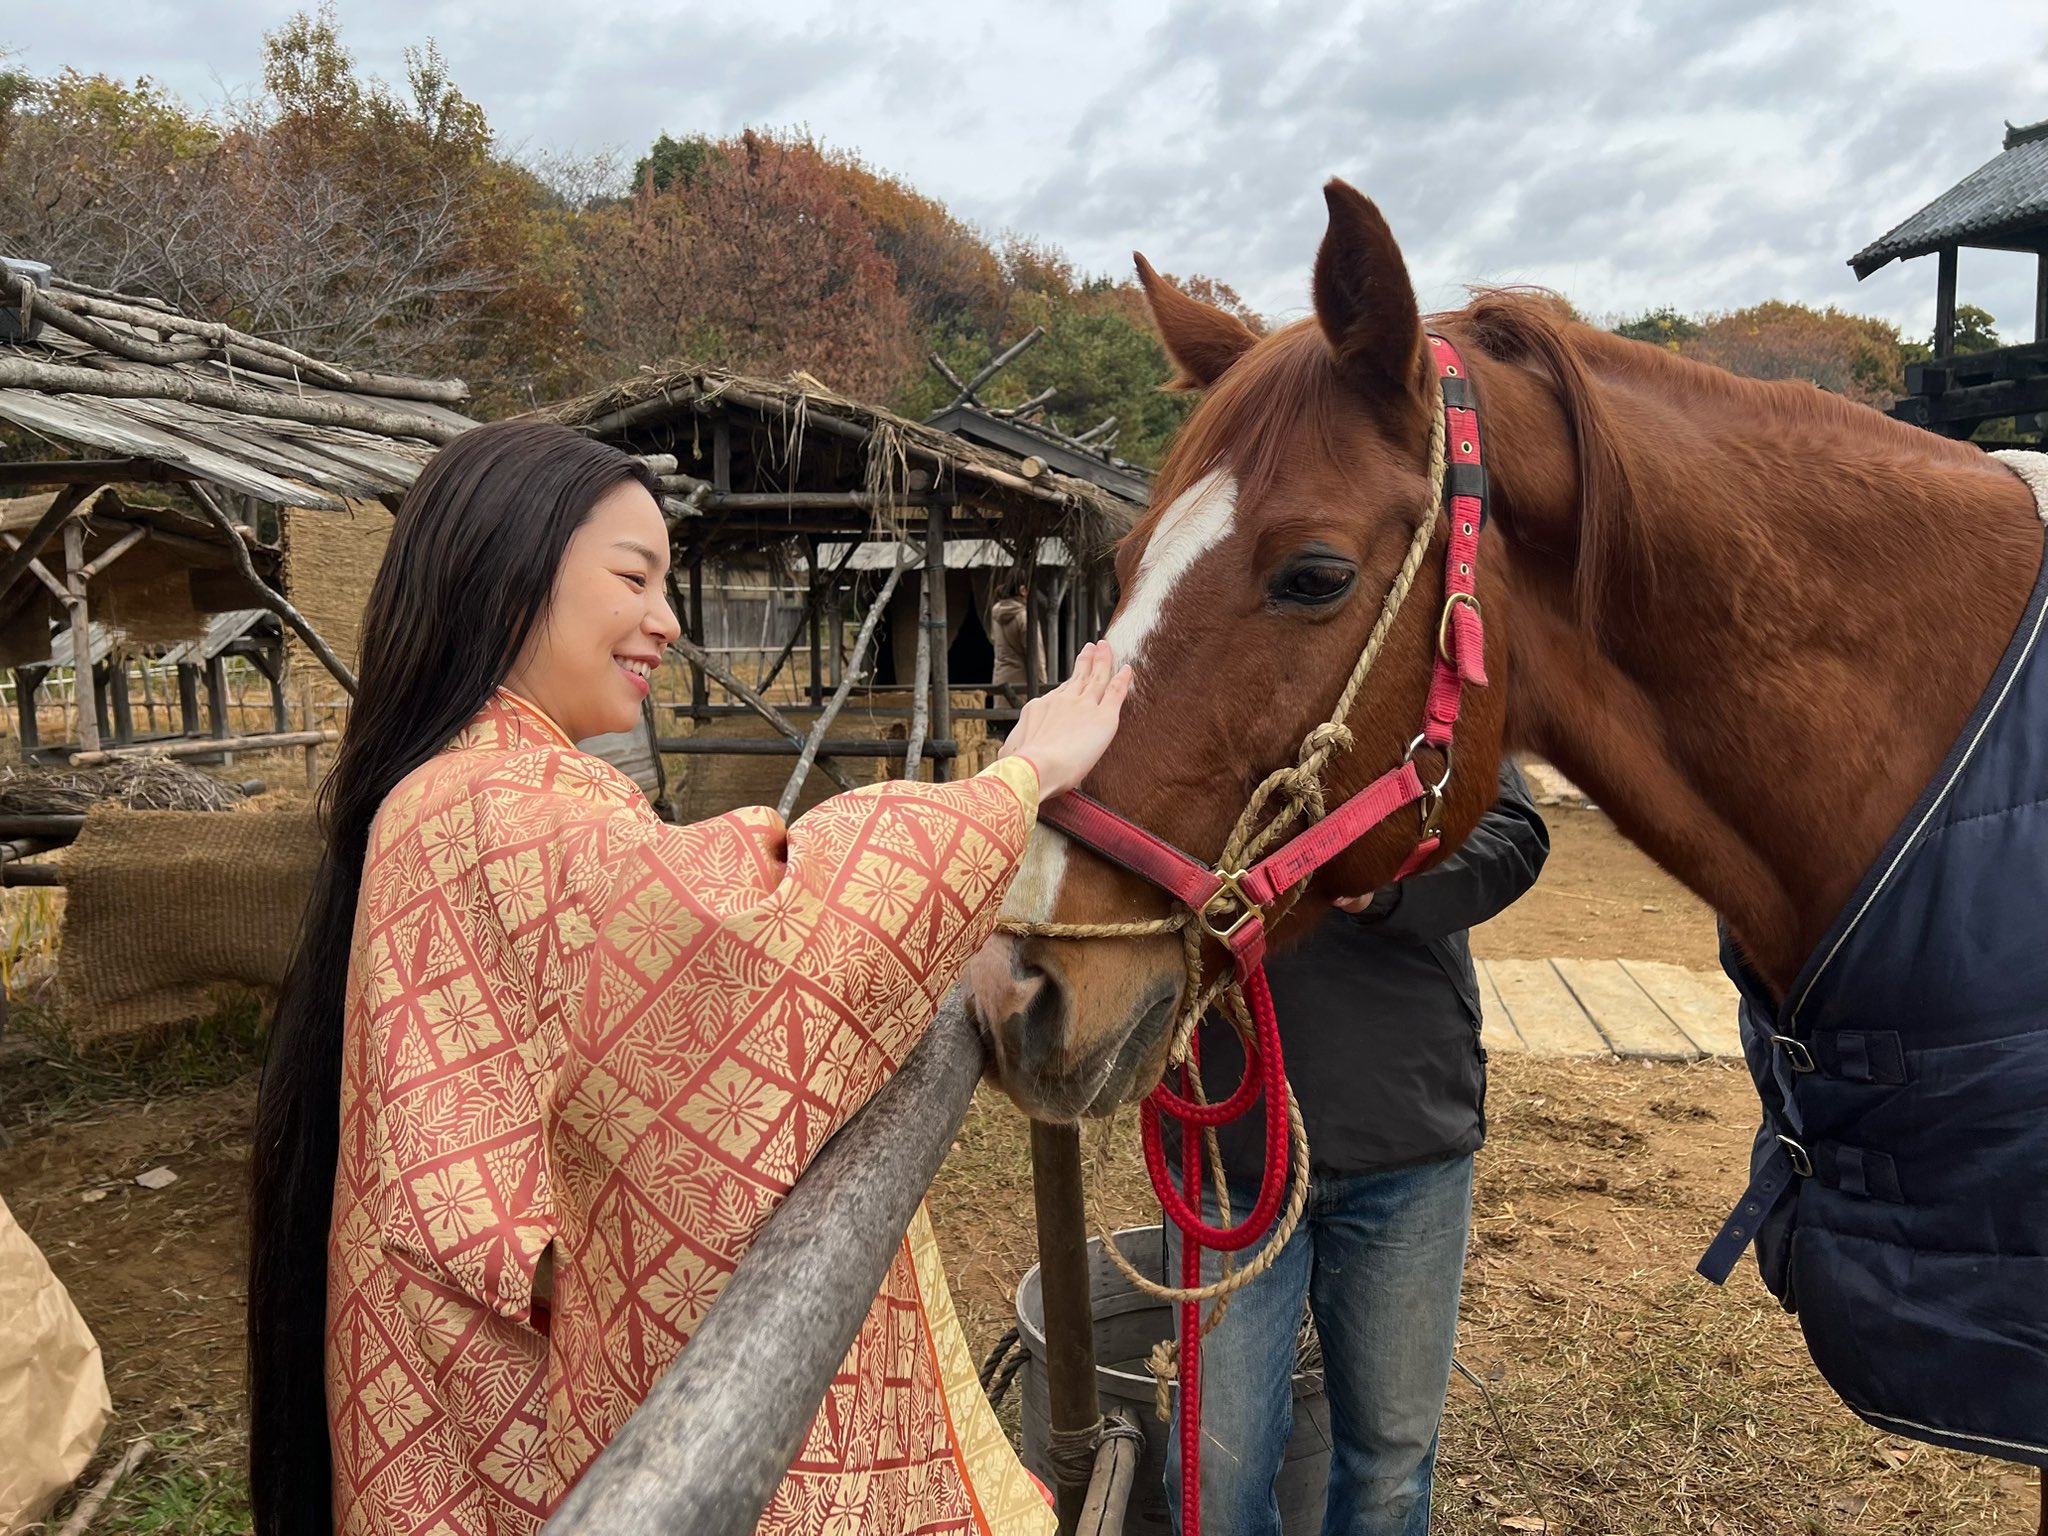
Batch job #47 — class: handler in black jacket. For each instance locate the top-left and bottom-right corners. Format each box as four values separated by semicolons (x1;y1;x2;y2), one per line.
1165;759;1548;1536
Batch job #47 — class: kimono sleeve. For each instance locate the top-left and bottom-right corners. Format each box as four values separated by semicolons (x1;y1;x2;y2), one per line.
566;759;1040;1157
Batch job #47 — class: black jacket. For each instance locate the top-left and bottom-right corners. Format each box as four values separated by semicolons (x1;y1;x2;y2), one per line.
1186;759;1549;1182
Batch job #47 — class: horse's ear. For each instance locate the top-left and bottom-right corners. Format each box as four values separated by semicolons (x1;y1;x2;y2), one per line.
1134;253;1258;391
1312;181;1425;400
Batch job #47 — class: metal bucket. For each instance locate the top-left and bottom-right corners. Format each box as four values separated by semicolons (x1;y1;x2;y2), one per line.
1015;1225;1331;1535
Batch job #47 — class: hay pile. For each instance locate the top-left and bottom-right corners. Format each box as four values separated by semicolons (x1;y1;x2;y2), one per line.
0;760;239;814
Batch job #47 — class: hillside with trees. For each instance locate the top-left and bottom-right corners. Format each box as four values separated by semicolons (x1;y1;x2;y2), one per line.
3;7;1987;450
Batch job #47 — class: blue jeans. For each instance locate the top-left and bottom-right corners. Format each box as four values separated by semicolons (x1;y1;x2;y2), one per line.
1163;1153;1474;1536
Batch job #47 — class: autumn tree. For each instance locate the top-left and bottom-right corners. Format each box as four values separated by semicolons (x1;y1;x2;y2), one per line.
1679;301;1906;406
582;129;918;402
0;10;583;410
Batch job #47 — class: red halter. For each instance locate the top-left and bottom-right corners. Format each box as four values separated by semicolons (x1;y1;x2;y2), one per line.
1035;333;1489;1536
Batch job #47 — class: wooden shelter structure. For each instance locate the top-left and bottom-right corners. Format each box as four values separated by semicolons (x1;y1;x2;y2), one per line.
536;363;1147;812
0;256;475;757
1850;117;2048;441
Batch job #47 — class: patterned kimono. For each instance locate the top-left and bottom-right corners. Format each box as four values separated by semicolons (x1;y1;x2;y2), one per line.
327;690;1054;1535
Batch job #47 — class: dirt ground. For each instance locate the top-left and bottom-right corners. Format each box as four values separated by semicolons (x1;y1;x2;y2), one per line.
2;809;2037;1533
1471;806;1724;971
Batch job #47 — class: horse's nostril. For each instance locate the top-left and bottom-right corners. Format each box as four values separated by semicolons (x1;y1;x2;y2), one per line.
1009;963;1069;1083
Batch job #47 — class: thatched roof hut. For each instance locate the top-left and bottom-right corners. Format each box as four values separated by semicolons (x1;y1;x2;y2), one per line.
0;257;478;754
537;363;1150;810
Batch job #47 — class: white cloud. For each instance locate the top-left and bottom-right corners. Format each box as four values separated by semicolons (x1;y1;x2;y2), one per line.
9;0;2047;339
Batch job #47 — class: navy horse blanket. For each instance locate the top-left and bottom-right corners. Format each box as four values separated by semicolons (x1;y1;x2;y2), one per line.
1700;449;2048;1467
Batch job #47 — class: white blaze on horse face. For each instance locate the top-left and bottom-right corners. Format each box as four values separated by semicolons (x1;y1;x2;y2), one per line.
1103;469;1239;670
999;823;1071;924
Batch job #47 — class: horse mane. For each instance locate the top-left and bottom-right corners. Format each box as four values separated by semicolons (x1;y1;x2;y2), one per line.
1454;290;1645;624
1126;319;1344;574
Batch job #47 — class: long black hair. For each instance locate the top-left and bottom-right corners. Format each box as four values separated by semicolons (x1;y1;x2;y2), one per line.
248;420;656;1535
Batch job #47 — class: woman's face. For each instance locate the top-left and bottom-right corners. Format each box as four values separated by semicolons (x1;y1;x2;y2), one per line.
504;481;680;742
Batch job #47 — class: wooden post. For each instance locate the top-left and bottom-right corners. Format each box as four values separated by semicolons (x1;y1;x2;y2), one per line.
925;501;952;780
829;594;845;688
1023;575;1041;698
1935;244;1959;361
61;521;100;755
904;572;932;782
137;658;157;734
177;664;200;737
2036;251;2047;345
301;688;320;791
1030;1121;1101;1534
14;668;38;754
107;662;133;746
807;537;824;709
263;650;288;732
206;653;231;768
775;550;913;821
1076;1414;1141;1535
688;558;707;724
667;633;859;795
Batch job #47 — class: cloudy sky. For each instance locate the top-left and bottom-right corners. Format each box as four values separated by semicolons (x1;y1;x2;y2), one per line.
12;0;2048;337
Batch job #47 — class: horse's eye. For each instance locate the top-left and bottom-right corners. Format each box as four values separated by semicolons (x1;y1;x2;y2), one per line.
1273;562;1355;606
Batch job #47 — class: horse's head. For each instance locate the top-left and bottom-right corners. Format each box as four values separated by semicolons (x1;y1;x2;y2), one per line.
969;181;1510;1121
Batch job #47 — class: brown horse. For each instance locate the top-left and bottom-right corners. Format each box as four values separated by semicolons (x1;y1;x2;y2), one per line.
964;179;2045;1518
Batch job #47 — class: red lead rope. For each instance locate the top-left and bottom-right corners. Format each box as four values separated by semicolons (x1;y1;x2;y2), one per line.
1037;335;1486;1536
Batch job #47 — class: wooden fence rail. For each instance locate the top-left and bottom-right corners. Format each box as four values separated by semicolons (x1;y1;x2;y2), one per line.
541;991;987;1536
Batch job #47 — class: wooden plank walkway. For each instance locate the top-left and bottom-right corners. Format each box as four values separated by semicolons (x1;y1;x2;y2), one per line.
1479;958;1742;1061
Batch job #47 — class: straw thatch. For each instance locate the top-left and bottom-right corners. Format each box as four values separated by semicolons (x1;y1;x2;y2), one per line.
534;365;1140;562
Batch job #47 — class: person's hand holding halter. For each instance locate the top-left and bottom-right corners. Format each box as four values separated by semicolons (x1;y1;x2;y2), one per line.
997;641;1133;799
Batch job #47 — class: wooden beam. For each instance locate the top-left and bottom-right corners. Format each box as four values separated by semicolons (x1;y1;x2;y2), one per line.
14;668;39;753
655;736;954;759
1935;245;1959;361
78;524;149;582
775;549;913;819
0;357;464;443
665;632;859;794
183;483;359;695
2038;251;2048;345
905;573;932;781
0;459;195;490
1076;1414;1142;1535
0;485;89;612
1;535;74;605
70;727;337;766
925;504;953;781
62;521;100;754
688;558;707;722
1030;1121;1101;1531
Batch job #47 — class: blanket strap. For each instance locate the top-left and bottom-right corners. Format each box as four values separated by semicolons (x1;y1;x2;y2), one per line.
1698;1140;1800;1285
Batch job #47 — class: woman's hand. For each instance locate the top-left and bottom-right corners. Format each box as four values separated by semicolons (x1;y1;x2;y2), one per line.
997;641;1133;799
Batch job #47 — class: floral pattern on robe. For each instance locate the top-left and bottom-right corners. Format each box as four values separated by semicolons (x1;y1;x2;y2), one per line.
327;690;1052;1535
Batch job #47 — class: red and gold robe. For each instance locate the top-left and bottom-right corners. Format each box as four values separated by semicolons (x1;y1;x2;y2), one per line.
327;690;1053;1535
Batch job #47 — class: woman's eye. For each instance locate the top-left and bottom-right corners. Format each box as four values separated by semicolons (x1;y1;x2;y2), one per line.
620;572;648;591
1274;563;1354;605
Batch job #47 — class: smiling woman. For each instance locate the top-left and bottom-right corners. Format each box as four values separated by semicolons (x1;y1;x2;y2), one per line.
244;419;1133;1536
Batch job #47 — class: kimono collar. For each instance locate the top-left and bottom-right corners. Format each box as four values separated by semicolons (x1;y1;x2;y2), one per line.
446;688;580;755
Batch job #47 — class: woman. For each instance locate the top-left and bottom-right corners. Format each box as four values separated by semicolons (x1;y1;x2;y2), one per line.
248;420;1131;1536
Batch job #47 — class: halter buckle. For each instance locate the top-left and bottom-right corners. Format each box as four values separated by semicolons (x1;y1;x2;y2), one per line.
1437;591;1481;663
1198;868;1263;944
